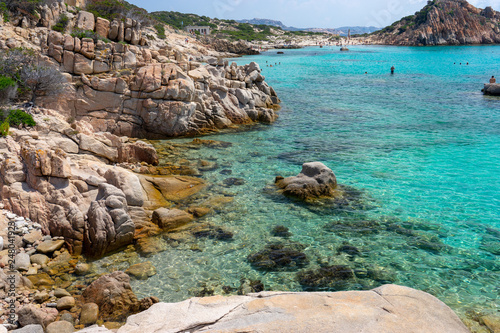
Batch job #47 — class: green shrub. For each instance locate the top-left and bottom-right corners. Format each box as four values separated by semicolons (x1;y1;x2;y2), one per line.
52;13;69;32
0;120;9;137
71;28;97;39
7;109;36;127
85;0;152;24
0;2;9;22
4;0;44;16
0;75;16;90
154;24;166;39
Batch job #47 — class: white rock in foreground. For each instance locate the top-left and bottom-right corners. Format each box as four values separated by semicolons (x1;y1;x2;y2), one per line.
79;285;469;333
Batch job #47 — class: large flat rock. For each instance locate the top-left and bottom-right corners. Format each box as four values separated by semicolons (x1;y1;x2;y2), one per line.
79;284;469;333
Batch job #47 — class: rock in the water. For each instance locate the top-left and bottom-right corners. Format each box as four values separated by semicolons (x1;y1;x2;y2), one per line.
271;225;292;238
36;239;65;254
75;263;91;275
297;265;354;291
247;243;308;271
152;208;193;231
275;162;338;200
192;225;233;241
223;177;245;186
337;244;361;257
482;83;500;96
45;320;75;333
80;303;99;326
116;285;470;333
136;237;167;257
125;262;157;280
30;254;50;266
481;315;500;333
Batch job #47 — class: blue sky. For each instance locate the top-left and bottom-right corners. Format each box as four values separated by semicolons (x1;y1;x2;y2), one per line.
128;0;500;28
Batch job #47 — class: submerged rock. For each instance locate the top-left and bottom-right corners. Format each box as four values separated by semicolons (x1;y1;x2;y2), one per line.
247;243;308;271
125;262;157;280
237;278;265;295
271;225;292;238
223;178;245;186
324;219;381;235
192;225;234;241
297;265;354;291
152;208;194;231
275;162;338;200
337;244;361;257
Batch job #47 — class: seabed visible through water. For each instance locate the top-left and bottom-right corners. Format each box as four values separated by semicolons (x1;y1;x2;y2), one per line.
95;45;500;320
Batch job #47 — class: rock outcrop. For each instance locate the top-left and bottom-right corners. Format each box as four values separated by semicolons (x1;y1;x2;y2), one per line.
482;83;500;95
81;271;158;321
275;162;339;200
83;183;135;258
370;0;500;45
77;285;470;333
203;37;260;55
40;56;279;138
0;110;204;257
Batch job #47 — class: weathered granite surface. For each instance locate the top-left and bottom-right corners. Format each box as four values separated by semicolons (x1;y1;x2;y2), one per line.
275;162;339;200
77;284;470;333
371;0;500;45
482;83;500;95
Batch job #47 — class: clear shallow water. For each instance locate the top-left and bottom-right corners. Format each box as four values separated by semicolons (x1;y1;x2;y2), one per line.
103;46;499;317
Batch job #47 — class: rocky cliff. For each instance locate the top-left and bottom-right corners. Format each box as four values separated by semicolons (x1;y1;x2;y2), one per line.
370;0;500;45
1;6;280;139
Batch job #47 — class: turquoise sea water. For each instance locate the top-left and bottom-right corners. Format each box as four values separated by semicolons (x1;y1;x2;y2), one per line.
102;46;500;318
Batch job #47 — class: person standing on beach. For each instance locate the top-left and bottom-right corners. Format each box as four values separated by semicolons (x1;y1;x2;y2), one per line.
490;76;497;83
391;66;395;74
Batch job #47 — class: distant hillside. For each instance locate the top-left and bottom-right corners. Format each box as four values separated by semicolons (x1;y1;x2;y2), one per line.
371;0;500;45
331;26;380;35
237;18;303;31
238;19;379;36
152;11;326;42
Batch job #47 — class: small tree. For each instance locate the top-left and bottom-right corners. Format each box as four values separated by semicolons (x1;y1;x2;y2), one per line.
0;48;67;105
20;66;67;104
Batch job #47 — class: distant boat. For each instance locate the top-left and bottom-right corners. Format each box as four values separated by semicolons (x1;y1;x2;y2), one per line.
277;51;284;54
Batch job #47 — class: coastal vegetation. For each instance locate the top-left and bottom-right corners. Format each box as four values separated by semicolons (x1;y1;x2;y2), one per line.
85;0;151;23
0;48;67;104
152;9;330;42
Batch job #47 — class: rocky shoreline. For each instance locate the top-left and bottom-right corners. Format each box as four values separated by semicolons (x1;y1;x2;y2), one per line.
0;2;498;333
